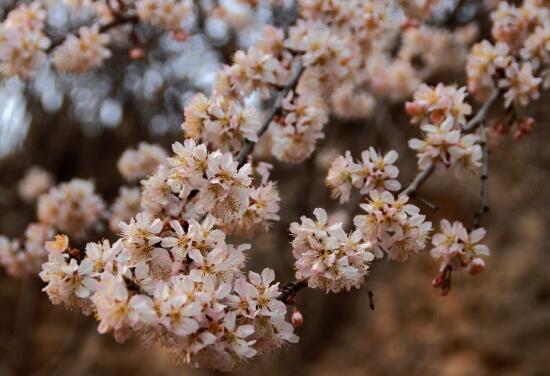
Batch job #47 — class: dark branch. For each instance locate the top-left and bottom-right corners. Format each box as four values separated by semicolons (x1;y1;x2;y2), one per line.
473;125;490;228
236;59;305;167
47;15;139;53
463;89;499;133
400;163;435;197
278;280;307;305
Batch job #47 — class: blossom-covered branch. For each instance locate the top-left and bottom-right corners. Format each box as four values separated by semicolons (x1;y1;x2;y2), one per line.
236;59;305;166
1;0;549;371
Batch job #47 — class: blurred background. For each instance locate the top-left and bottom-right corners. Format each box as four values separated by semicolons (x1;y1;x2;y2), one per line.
1;0;550;375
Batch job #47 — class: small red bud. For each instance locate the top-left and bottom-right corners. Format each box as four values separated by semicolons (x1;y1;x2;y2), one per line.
469;258;485;275
172;29;189;42
291;308;303;328
405;101;421;116
432;273;444;288
129;47;145;60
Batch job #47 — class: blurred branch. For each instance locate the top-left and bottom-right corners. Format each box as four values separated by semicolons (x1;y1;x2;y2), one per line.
236;59;305;167
8;278;38;374
47;14;139;53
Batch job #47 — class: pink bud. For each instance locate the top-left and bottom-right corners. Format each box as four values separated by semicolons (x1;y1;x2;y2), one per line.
405;101;421;116
129;47;145;60
291;309;303;328
469;258;485;275
432;272;444;288
172;29;189;42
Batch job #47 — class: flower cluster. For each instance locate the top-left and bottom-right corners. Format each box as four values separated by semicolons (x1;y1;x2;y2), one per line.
4;0;538;371
0;1;50;78
40;210;297;371
223;163;281;236
326;148;401;203
269;90;328;163
0;223;52;277
467;0;548;110
290;208;375;293
163;140;253;223
17;166;54;203
52;25;111;73
136;0;192;32
430;220;490;275
181;23;328;163
37;179;105;238
407;84;482;171
109;187;142;232
353;191;432;262
182;92;261;152
117;143;168;182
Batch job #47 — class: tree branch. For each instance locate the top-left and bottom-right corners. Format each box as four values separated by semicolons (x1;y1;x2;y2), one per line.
236;59;305;167
463;89;499;133
473;125;489;228
46;15;139;53
400;163;435;197
278;280;307;305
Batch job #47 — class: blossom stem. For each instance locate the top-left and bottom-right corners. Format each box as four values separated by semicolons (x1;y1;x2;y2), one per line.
236;59;305;167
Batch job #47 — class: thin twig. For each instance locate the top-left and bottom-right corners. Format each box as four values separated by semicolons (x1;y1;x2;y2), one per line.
278;280;308;305
367;290;375;310
417;194;439;211
473;125;489;228
47;15;139;52
463;89;499;133
236;59;305;167
400;163;435;197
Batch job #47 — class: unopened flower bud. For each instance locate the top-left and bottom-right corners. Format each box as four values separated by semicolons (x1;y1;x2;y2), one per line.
171;29;189;42
291;308;303;328
469;257;485;275
130;47;145;60
405;101;422;116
